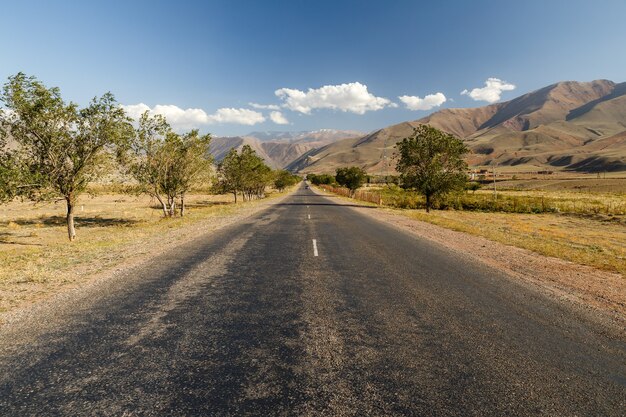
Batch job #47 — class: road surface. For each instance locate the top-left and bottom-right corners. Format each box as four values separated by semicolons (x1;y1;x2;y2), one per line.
1;184;625;415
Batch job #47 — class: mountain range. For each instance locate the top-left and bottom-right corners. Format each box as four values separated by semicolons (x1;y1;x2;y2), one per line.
286;80;626;173
210;129;363;169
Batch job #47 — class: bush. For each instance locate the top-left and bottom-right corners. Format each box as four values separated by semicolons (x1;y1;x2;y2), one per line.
307;173;335;185
466;182;481;193
376;186;559;213
335;166;367;194
274;170;300;191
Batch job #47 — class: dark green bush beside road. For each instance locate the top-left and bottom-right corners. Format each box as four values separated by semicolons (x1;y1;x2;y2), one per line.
274;170;300;191
307;173;335;185
335;166;367;196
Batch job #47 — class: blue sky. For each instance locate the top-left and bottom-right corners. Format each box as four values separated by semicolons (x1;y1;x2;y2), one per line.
1;0;625;136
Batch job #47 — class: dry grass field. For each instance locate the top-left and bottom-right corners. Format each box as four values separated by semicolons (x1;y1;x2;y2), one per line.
470;188;626;215
0;190;287;317
492;178;626;193
322;176;626;277
400;210;625;276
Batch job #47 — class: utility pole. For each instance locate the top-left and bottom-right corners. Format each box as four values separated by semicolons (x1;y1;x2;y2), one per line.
382;136;389;184
493;163;497;200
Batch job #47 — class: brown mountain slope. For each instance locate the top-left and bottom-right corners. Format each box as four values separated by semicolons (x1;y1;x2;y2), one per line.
210;130;362;169
419;104;503;137
286;122;422;173
568;89;626;136
245;129;362;143
478;80;615;131
210;136;277;167
291;79;626;173
260;141;326;168
567;82;626;121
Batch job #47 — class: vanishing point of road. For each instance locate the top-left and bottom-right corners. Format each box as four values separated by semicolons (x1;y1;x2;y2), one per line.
1;184;625;416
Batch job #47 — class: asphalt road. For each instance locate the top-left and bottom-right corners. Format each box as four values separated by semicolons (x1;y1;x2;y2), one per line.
1;183;625;416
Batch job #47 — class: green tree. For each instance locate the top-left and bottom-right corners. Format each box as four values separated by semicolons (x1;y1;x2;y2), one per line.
215;145;272;202
122;113;213;217
0;73;132;240
239;145;265;200
396;124;469;212
466;181;481;193
247;163;273;199
122;112;172;216
274;170;299;191
167;130;213;216
307;173;335;185
335;166;367;196
238;145;273;200
0;134;20;203
215;148;244;202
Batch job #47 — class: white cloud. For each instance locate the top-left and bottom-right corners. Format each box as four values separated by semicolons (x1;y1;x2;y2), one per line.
398;92;446;111
275;82;395;115
207;108;265;125
119;103;151;120
121;103;265;129
249;102;281;110
269;111;289;125
461;78;516;103
152;104;213;129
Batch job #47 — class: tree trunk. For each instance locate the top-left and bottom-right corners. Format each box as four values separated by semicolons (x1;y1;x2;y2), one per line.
425;194;431;213
169;198;176;217
180;195;185;217
65;195;76;241
233;191;237;203
155;193;168;217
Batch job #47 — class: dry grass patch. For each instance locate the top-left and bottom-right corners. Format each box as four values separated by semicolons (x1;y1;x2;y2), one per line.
471;189;626;215
396;209;626;276
493;177;626;193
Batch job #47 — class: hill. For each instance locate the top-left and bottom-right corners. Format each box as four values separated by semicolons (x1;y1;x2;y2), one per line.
245;129;363;143
290;80;626;173
210;129;362;169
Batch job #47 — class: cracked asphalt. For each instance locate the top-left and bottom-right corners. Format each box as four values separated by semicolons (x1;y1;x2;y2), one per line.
0;183;624;416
